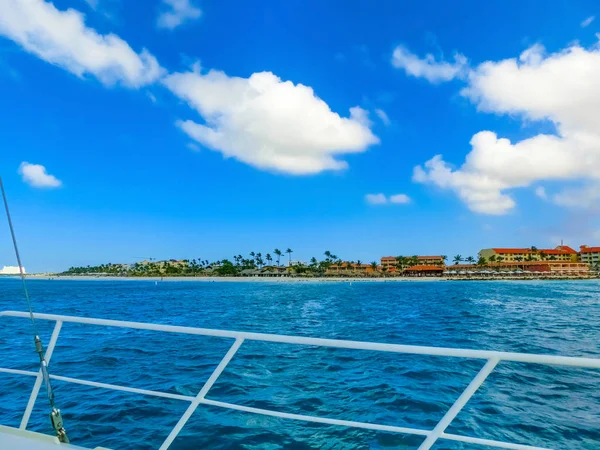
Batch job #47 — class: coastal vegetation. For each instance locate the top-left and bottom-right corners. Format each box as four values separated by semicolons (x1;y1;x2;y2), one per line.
60;246;600;279
63;250;351;278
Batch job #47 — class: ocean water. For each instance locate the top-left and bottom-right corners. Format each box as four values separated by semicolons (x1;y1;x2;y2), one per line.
0;279;599;449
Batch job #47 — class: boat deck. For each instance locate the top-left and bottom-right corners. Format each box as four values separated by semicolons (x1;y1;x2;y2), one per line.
0;425;109;449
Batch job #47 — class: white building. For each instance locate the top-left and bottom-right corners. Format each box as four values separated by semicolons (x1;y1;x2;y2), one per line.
0;266;26;275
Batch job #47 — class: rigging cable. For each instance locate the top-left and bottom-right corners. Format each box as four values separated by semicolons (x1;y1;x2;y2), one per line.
0;176;70;444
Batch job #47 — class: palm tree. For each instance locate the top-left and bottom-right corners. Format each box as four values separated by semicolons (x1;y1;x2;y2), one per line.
370;261;378;271
324;251;332;261
539;251;547;260
274;249;282;266
453;255;463;265
489;255;497;263
515;256;524;262
266;253;273;266
466;256;475;264
286;248;293;266
441;255;448;264
477;256;487;266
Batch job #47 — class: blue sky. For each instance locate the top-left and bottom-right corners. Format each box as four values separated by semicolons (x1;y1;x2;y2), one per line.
1;0;600;272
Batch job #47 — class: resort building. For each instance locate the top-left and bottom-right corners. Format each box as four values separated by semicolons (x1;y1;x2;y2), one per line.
0;265;25;275
579;246;600;267
380;255;445;270
403;265;445;277
478;246;578;262
446;261;590;276
326;263;377;275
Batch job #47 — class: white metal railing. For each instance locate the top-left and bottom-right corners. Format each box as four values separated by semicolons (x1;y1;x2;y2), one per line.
1;311;599;450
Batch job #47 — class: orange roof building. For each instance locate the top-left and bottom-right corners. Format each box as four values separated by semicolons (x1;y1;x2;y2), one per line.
403;265;445;277
479;246;578;262
380;255;445;269
580;246;600;266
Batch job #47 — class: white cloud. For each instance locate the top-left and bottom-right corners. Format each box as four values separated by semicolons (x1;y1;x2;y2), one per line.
552;184;600;210
391;45;467;83
415;39;600;214
535;186;547;200
365;193;411;205
365;193;388;205
19;162;62;188
147;91;157;103
375;108;390;126
186;142;200;151
157;0;201;30
163;68;379;175
389;193;411;204
581;16;595;28
0;0;163;87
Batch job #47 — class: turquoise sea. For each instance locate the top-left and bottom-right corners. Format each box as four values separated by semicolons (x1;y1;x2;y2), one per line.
0;279;599;449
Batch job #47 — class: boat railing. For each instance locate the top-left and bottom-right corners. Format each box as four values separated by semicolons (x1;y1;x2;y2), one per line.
1;310;599;450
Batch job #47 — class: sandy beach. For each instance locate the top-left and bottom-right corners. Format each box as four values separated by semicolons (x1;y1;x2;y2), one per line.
23;275;446;283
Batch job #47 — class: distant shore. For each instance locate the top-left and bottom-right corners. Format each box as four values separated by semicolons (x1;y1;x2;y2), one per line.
22;275;443;283
12;275;598;283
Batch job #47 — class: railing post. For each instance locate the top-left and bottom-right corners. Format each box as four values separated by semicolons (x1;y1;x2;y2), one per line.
158;337;245;450
418;357;499;450
20;320;63;430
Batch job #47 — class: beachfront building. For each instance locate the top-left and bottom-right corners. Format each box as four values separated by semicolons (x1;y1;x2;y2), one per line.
478;246;578;262
380;255;445;271
579;246;600;267
403;265;445;277
446;261;590;277
325;263;378;275
0;265;25;275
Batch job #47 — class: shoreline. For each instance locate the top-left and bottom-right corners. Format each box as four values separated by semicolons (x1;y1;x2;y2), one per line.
11;275;599;283
20;275;445;283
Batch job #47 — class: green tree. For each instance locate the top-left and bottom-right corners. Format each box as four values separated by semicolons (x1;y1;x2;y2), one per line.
477;256;487;266
466;256;475;264
286;248;293;266
266;253;273;266
370;261;378;271
453;255;463;265
216;259;238;276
